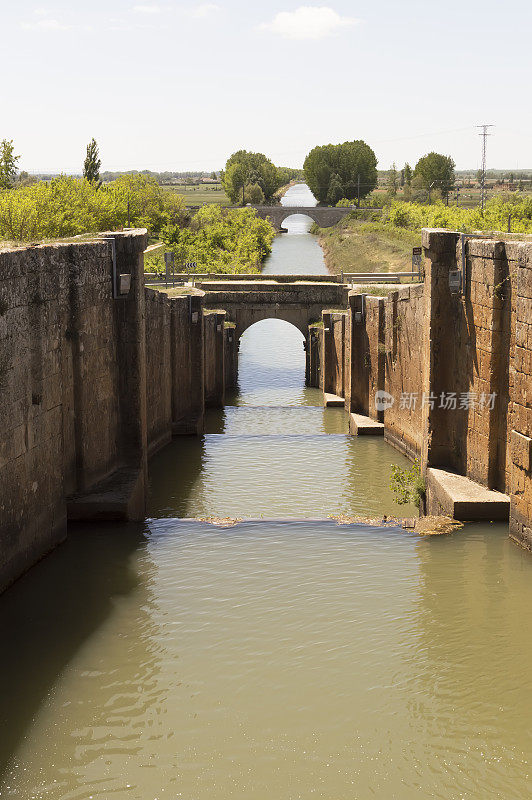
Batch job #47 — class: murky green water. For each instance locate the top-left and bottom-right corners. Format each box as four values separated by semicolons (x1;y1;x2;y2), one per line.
1;184;531;800
148;317;413;521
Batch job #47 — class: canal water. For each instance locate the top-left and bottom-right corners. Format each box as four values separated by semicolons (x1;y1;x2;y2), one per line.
1;185;531;800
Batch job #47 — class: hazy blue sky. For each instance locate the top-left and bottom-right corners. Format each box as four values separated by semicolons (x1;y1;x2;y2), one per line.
3;0;531;172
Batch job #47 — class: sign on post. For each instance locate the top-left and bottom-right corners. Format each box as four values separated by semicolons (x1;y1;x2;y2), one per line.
412;247;422;277
449;269;462;294
184;262;198;284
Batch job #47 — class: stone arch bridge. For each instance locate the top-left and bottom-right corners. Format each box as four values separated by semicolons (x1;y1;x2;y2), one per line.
197;277;349;341
250;206;351;232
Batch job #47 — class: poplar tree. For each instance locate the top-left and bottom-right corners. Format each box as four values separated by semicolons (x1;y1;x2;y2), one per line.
0;139;20;189
83;138;101;183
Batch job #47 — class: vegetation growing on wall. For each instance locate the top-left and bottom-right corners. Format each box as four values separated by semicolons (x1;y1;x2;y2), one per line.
162;205;275;273
390;460;426;509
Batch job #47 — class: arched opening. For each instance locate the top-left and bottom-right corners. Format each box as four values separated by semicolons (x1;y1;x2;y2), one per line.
235;319;307;407
279;213;316;235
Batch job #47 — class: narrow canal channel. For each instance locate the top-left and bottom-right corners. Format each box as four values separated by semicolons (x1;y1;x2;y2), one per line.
149;183;413;520
0;186;531;800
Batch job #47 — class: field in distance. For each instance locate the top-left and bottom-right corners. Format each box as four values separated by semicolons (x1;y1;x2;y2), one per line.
163;182;231;207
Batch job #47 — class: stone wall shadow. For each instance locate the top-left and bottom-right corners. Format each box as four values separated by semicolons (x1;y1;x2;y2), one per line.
0;523;147;782
147;435;206;517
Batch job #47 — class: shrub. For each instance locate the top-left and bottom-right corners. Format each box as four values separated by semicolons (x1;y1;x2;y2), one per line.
390;459;426;509
162;205;275;274
0;174;188;241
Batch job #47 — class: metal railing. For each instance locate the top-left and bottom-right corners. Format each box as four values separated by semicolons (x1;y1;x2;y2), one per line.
144;271;424;288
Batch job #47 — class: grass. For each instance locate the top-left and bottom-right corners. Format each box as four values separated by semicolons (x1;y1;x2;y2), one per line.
352;285;408;296
162;183;231;207
318;218;421;274
156;286;204;297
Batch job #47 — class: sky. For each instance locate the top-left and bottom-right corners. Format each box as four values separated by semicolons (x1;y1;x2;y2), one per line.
2;0;531;173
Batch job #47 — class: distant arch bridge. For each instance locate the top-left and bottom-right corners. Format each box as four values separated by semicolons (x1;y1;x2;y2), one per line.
250;206;351;232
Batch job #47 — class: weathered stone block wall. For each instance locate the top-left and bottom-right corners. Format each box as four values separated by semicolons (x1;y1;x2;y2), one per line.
307;325;322;388
224;323;238;392
348;287;424;457
0;231;211;593
0;231;149;592
145;289;172;455
507;242;532;548
348;295;385;421
383;285;425;459
170;294;205;435
420;230;532;546
0;245;73;595
204;311;226;408
345;230;532;542
322;312;346;398
421;231;512;485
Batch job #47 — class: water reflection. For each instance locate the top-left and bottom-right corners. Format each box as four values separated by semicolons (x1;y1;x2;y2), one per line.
148;317;415;520
2;520;530;799
0;523;148;786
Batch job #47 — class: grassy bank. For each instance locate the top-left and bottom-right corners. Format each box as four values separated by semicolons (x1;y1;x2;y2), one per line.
317;219;420;274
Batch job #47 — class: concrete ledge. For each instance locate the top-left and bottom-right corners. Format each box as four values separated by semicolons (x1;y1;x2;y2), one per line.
349;413;384;436
67;468;145;523
426;468;510;521
324;393;345;408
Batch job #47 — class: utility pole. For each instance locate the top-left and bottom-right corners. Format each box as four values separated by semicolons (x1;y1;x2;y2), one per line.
357;175;361;207
477;124;494;213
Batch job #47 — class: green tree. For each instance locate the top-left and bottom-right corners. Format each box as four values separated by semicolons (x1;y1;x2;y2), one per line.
326;173;344;205
245;183;265;205
403;163;412;187
0;139;20;189
414;152;455;199
222;150;283;203
83;138;101;183
388;163;398;195
304;140;378;204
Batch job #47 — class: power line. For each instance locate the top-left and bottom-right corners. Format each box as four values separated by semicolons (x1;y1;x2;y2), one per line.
478;124;494;212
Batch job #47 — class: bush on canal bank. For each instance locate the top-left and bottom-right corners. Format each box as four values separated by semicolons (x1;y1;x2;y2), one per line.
162;204;276;274
0;174;188;241
316;195;532;274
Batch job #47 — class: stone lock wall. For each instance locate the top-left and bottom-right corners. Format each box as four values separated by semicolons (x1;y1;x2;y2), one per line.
0;231;149;592
204;311;226;408
145;289;172;456
322;312;347;398
344;228;532;547
0;232;209;593
346;287;424;459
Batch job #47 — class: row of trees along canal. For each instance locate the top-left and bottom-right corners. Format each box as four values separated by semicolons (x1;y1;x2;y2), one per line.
220;144;456;207
0;135;499;275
